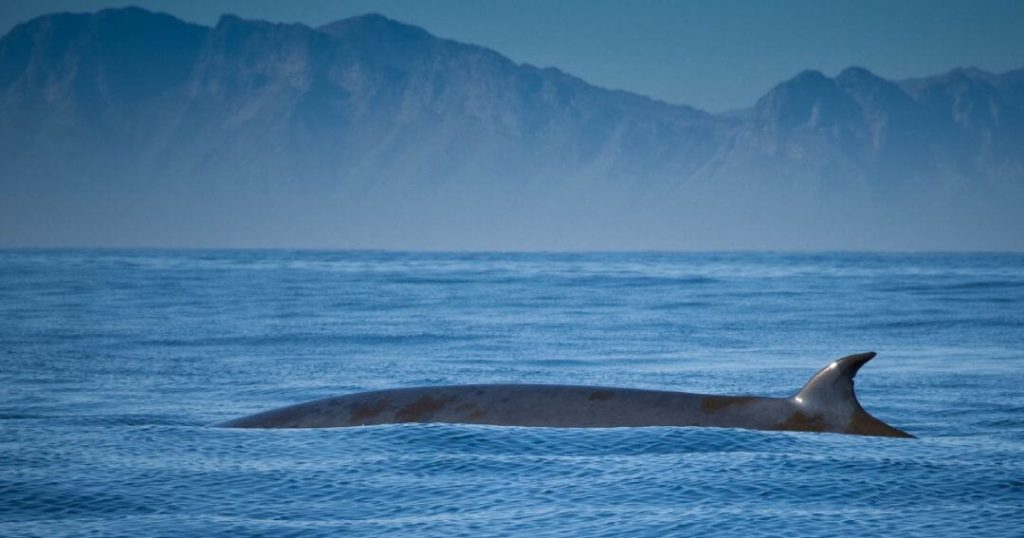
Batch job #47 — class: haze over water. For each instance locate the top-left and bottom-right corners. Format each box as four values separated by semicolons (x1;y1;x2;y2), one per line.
2;250;1022;536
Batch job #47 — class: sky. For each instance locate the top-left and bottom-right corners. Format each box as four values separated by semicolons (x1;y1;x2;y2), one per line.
1;0;1021;112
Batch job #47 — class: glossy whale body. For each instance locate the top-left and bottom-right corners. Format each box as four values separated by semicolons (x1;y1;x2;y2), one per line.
218;352;913;438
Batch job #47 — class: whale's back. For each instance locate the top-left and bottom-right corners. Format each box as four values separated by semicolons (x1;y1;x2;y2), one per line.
218;384;792;429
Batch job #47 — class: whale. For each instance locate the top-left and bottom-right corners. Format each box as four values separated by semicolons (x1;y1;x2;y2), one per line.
218;352;913;438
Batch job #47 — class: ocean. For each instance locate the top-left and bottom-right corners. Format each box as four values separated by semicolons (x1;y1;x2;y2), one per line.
1;250;1022;536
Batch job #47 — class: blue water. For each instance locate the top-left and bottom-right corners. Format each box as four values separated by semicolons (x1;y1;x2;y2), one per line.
1;250;1023;536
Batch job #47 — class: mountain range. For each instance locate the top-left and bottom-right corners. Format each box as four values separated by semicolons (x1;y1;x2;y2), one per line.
2;7;1022;249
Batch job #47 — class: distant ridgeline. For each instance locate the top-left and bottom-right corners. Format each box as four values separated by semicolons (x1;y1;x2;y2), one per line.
2;7;1022;249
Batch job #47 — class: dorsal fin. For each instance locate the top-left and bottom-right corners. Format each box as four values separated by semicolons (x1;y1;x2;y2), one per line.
794;352;914;438
794;351;875;407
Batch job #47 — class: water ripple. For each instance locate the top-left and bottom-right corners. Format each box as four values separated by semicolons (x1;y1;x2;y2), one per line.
1;251;1022;537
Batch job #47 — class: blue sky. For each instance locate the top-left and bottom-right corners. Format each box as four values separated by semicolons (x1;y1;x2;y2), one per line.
2;0;1022;112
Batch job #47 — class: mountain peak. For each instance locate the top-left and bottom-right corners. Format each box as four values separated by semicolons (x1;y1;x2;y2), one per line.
753;69;866;133
837;66;881;83
835;66;908;103
317;13;432;40
94;6;160;18
764;69;839;98
11;5;190;35
215;13;286;31
949;66;992;80
790;69;831;84
329;13;399;25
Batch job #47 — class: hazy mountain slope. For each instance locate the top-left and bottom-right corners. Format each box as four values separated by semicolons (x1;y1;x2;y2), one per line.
0;8;207;183
1;9;722;188
1;8;1021;249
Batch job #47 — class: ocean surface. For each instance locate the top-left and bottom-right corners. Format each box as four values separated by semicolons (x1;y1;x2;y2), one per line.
1;250;1022;537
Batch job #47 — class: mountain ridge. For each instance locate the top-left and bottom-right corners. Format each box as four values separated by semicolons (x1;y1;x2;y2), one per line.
1;7;1022;250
